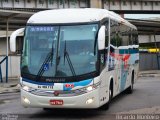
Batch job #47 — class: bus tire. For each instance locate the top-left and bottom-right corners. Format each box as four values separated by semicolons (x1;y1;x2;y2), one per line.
126;72;134;94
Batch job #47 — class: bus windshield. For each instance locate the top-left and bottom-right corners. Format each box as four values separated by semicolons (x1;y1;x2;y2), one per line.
21;24;98;81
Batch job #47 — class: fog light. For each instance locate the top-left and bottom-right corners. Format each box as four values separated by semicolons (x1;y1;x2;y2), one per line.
86;86;93;92
23;97;30;104
23;86;29;91
86;98;94;104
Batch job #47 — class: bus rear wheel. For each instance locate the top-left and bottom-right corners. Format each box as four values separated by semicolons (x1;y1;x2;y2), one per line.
126;73;134;94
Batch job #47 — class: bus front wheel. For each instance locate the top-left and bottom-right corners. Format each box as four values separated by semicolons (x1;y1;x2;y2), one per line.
99;83;112;110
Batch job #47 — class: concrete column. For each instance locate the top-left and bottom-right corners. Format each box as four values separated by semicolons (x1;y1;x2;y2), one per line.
90;0;102;8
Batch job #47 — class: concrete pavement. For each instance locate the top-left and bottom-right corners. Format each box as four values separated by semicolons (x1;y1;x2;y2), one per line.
118;106;160;114
139;70;160;77
0;78;20;94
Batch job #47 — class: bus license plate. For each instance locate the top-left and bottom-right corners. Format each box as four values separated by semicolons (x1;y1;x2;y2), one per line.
50;100;63;105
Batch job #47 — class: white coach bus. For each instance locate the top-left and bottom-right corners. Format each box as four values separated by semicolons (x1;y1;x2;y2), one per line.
10;8;139;110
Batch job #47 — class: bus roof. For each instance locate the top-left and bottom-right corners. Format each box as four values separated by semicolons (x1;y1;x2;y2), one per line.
27;8;136;29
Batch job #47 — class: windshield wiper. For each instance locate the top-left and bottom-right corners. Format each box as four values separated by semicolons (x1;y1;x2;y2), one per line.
50;40;54;66
63;40;76;76
35;43;54;81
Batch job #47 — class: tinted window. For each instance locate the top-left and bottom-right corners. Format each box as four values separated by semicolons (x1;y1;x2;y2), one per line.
110;20;122;47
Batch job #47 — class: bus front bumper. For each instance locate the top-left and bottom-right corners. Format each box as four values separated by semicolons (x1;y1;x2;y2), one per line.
21;88;100;109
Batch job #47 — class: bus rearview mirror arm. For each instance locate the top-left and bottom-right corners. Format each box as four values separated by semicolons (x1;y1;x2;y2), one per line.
10;28;25;52
98;26;105;50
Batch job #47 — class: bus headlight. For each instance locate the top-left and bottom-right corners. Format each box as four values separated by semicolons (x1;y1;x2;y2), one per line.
79;82;101;93
23;86;30;91
86;86;93;92
86;98;94;104
23;97;30;104
21;85;33;92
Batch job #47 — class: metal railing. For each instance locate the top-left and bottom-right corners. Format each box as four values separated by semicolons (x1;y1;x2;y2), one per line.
0;56;8;83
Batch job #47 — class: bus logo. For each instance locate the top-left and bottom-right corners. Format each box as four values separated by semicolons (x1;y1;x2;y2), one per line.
54;91;60;96
65;84;74;88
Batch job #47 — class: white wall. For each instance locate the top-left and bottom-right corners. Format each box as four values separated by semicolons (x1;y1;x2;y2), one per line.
110;1;120;10
0;36;20;78
0;0;88;9
0;31;13;37
0;39;7;55
153;2;160;10
48;0;58;9
121;1;131;10
36;0;47;8
0;56;20;78
132;1;141;10
25;0;36;8
103;0;160;11
14;0;25;8
1;0;13;7
142;1;152;10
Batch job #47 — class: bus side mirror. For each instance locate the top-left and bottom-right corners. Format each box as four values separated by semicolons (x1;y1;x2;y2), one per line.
98;26;105;50
10;28;24;52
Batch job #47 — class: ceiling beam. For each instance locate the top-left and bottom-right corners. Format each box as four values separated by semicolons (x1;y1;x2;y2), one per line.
0;9;34;15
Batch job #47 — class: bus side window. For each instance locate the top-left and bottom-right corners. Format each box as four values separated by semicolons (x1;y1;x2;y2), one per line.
110;21;115;46
133;31;138;45
120;24;132;46
105;22;108;48
129;30;132;45
110;20;122;47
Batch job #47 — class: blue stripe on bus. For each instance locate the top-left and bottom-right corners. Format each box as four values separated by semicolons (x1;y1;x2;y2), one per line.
63;79;93;91
119;49;138;54
22;78;54;85
128;49;139;54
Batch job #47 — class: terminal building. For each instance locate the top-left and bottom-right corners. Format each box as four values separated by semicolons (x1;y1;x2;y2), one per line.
0;0;160;79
